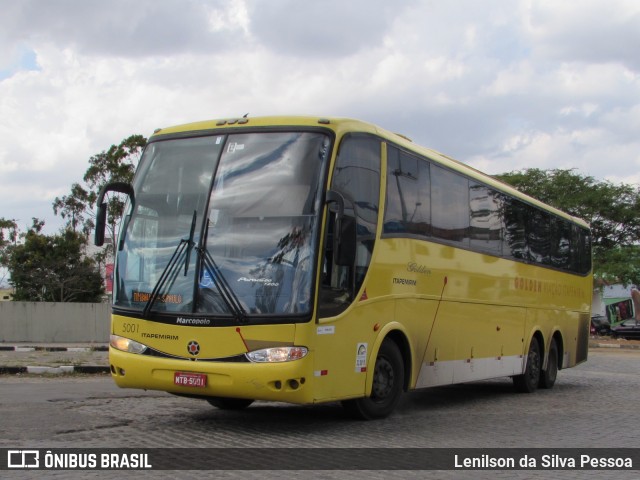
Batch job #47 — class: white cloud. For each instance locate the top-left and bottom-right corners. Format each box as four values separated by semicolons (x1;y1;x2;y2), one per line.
0;0;639;234
526;0;640;70
247;0;400;58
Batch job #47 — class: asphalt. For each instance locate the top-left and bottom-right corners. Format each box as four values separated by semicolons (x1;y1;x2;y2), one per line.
0;337;638;375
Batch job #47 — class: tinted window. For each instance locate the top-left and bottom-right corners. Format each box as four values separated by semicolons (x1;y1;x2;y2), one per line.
332;135;381;242
384;146;430;236
470;183;503;254
379;142;591;276
502;197;527;260
526;209;551;264
575;225;592;274
550;217;572;270
431;165;469;245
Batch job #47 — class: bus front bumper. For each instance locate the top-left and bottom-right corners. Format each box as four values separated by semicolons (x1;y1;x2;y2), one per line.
109;347;315;404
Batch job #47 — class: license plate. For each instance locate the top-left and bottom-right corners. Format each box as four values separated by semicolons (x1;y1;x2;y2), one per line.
174;372;207;388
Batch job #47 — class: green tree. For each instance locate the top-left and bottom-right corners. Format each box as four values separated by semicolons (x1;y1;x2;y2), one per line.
0;217;18;258
595;245;640;286
8;219;104;302
53;134;146;242
52;183;92;235
0;217;18;287
496;168;640;285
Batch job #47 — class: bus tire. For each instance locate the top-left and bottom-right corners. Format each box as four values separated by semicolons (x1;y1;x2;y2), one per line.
539;338;558;389
513;337;541;393
206;397;254;410
341;339;404;420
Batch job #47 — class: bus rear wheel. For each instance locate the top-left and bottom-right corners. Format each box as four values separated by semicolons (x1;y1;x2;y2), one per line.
342;339;404;420
539;338;559;389
206;397;254;410
513;337;541;393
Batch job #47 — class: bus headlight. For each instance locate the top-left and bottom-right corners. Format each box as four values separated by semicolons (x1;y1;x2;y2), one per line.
245;346;308;363
110;334;148;354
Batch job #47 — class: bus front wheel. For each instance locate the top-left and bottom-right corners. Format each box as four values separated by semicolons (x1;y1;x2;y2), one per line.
513;337;541;393
341;339;404;420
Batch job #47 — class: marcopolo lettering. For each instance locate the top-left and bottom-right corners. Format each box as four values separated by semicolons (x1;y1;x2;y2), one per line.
176;317;211;326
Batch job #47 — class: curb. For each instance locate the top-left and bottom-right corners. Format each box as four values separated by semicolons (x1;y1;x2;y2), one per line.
0;365;110;375
0;345;110;375
589;342;640;350
0;345;109;352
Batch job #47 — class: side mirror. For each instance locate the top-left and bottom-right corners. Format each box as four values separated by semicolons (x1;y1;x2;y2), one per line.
94;182;135;247
95;202;107;246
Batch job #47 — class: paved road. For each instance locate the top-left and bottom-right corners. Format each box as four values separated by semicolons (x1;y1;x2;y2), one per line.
1;348;639;479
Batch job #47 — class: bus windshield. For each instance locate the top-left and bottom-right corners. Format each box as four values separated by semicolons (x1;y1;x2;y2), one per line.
114;131;331;320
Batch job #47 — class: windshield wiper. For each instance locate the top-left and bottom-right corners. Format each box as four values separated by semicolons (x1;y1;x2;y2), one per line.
184;210;197;275
197;246;248;324
142;211;197;317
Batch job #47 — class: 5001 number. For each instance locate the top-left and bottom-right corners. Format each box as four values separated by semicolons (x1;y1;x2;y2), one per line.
122;323;139;334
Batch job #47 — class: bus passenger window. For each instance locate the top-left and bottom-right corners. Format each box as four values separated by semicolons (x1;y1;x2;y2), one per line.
384;146;430;237
431;165;470;246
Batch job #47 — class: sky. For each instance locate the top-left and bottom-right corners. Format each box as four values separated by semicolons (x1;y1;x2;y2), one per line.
1;0;639;236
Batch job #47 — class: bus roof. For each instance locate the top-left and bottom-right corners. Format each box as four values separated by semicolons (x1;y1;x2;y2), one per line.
151;115;590;229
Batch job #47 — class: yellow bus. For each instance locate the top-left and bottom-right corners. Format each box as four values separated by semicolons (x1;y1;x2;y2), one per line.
95;116;592;419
